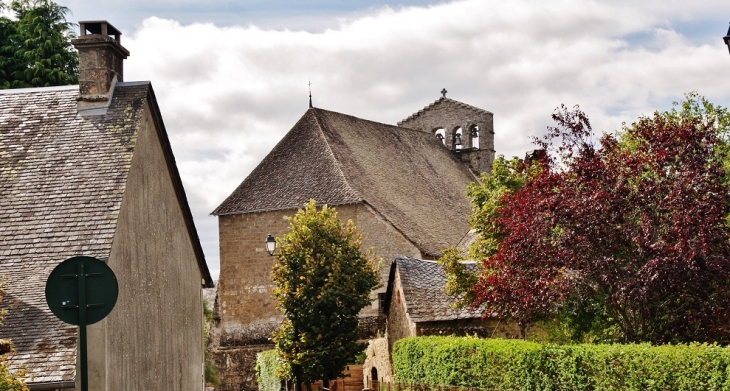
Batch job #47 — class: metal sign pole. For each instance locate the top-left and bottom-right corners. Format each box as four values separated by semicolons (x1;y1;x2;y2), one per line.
77;261;88;391
46;256;117;391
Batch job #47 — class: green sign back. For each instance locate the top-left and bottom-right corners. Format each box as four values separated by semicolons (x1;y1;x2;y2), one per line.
45;256;118;326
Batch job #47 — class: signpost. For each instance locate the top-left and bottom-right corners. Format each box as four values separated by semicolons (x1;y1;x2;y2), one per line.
46;256;118;391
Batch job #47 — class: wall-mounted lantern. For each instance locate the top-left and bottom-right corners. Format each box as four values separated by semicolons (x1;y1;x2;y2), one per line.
265;234;277;256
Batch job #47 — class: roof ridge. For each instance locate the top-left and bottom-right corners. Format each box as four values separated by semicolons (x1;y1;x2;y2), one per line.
310;108;364;202
397;97;444;125
397;97;494;126
0;85;77;94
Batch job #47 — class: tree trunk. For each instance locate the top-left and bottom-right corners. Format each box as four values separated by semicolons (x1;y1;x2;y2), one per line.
518;323;527;339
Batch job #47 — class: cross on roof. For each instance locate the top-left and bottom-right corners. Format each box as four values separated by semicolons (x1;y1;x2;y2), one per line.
441;88;447;98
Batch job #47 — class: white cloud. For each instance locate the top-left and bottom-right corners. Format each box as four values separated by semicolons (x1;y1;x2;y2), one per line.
119;0;730;280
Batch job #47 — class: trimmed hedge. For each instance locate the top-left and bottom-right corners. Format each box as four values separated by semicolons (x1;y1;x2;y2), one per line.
392;336;730;391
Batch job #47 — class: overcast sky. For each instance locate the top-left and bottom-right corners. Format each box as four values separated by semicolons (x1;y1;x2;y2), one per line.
55;0;730;280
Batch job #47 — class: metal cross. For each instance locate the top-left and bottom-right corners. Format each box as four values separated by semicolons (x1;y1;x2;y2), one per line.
441;88;447;98
308;79;313;108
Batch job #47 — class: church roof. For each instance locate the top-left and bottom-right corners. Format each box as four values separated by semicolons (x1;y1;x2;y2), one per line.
0;83;211;385
212;107;477;257
385;256;482;322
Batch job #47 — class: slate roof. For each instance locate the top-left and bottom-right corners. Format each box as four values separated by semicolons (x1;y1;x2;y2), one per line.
213;108;477;256
397;97;494;127
386;256;482;322
0;83;212;385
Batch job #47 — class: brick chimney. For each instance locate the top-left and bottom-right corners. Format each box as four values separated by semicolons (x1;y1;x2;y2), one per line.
71;21;129;106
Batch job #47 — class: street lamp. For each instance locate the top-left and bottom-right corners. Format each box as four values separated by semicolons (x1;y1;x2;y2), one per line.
724;23;730;55
265;234;277;256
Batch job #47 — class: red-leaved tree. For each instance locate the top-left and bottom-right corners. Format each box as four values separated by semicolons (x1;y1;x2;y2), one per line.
470;104;730;344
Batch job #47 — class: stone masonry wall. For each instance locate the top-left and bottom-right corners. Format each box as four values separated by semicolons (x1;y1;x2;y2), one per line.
416;318;521;339
215;202;422;391
213;344;273;391
363;337;393;388
385;269;417;352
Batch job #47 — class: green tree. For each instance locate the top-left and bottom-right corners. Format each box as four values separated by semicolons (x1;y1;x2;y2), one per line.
271;200;380;390
0;0;78;89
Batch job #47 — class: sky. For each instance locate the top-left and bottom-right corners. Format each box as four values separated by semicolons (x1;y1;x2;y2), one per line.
49;0;730;280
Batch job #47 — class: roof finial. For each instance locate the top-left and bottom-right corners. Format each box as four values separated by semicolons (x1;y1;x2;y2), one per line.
441;88;447;98
309;79;313;108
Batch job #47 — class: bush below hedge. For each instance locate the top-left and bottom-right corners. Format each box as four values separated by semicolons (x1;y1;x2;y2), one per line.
392;336;730;391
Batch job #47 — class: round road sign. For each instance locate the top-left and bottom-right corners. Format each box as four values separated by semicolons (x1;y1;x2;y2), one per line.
45;256;118;326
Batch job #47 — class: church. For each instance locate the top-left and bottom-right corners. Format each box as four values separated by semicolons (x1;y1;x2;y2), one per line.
210;90;497;391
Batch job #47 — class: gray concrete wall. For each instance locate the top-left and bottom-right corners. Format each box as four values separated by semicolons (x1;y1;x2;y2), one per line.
87;98;205;390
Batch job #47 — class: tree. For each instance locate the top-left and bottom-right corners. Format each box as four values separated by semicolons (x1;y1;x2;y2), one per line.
0;0;78;89
0;284;29;391
271;200;380;390
444;96;730;344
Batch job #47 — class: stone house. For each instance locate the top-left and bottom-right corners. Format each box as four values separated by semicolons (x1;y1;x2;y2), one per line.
0;21;214;391
362;256;521;387
211;92;495;391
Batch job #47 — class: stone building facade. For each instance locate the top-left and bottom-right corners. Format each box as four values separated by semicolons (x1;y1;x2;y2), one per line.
212;94;496;391
362;256;521;387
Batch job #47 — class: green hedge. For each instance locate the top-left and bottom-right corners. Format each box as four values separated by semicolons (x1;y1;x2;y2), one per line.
256;350;284;391
392;336;730;391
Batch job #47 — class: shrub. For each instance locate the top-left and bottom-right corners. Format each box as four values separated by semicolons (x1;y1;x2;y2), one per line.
256;350;286;391
392;336;730;391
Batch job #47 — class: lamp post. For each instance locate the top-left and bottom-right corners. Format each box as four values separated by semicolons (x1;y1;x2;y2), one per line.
724;23;730;55
265;234;302;391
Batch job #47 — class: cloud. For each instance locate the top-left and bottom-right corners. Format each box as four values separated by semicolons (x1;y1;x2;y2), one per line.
120;0;730;280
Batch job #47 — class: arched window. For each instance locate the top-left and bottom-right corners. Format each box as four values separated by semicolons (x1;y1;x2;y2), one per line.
470;125;479;149
434;128;446;145
453;127;463;150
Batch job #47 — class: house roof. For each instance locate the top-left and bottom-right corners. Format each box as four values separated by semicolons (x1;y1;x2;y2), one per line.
385;256;482;322
397;97;494;127
212;108;477;257
0;83;212;385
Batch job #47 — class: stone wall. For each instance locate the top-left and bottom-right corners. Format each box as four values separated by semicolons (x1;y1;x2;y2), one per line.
385;269;417;352
212;344;273;391
215;202;421;390
363;337;393;388
416;318;521;339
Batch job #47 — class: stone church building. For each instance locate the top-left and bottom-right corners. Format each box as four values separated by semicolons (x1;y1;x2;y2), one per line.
210;91;496;391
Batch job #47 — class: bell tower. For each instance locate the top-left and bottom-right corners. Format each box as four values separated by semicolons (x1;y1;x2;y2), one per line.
398;89;495;174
